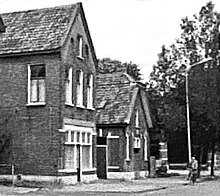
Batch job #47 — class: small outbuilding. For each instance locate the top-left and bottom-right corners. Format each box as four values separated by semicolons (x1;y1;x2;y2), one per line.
96;70;153;179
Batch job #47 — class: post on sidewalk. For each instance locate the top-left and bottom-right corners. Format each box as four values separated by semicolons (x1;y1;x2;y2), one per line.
149;156;156;177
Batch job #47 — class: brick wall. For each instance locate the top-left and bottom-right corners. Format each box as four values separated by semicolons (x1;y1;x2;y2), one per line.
0;53;63;175
0;7;97;176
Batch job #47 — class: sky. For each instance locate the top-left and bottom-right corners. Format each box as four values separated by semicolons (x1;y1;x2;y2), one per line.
1;0;220;81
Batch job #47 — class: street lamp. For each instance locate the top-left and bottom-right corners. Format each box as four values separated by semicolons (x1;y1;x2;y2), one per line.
185;58;212;163
185;68;191;163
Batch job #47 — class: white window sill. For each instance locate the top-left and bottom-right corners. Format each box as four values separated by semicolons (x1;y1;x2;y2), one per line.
76;105;85;109
65;103;75;107
126;159;131;162
87;107;95;111
64;142;92;145
26;102;46;106
64;142;74;145
77;56;84;60
107;166;120;169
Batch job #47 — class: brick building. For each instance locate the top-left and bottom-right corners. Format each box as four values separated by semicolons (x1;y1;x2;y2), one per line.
96;69;153;179
0;3;97;184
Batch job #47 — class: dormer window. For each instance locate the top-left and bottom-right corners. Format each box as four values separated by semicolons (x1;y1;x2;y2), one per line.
77;35;83;59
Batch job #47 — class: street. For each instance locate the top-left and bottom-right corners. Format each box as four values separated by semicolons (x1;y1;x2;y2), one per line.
147;180;220;196
0;178;220;196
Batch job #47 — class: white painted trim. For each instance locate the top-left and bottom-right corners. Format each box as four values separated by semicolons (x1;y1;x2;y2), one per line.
98;129;103;137
87;107;95;111
161;158;168;161
76;105;85;109
96;145;107;148
159;149;168;152
64;118;95;128
27;65;31;104
65;67;73;105
26;102;46;106
58;168;96;173
64;125;93;132
65;103;75;107
76;70;84;107
87;74;94;109
144;136;148;161
126;133;130;160
107;135;119;139
78;37;83;58
108;166;120;169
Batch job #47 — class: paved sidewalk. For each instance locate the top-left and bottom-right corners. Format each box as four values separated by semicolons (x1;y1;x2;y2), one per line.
51;176;188;194
0;170;219;195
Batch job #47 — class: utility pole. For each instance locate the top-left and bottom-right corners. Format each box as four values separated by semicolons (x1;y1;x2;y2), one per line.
185;70;192;163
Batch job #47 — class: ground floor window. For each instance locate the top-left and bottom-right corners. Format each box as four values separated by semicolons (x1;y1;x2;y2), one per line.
64;125;93;170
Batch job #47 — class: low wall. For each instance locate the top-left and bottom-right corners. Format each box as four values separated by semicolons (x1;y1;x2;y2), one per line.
0;173;98;187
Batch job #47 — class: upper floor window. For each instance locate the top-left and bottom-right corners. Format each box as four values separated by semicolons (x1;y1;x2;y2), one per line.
135;110;139;128
65;67;73;105
77;35;83;59
87;74;93;109
76;70;84;107
85;44;89;58
28;64;45;104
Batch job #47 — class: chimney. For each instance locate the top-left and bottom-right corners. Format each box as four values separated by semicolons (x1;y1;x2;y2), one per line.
0;16;6;33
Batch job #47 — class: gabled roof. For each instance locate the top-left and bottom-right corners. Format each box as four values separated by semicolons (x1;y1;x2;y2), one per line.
96;72;153;128
0;3;97;62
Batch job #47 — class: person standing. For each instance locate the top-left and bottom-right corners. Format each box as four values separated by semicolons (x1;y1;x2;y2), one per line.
188;156;198;184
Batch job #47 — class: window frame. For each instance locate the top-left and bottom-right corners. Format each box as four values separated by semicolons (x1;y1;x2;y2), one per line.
87;73;94;109
77;35;83;59
27;64;46;106
76;70;84;108
64;125;93;170
135;109;139;128
65;67;73;105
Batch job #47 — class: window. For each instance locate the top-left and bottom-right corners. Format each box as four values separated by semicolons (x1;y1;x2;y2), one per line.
76;70;84;107
65;67;73;104
85;44;89;57
134;137;141;149
135;110;139;128
77;36;83;58
87;74;93;109
64;126;93;170
28;65;45;104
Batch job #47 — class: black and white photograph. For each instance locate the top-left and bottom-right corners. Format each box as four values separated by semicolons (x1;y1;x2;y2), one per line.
0;0;220;195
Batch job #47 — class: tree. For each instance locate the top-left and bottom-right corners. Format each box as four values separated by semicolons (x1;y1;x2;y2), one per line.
148;1;220;173
98;58;142;81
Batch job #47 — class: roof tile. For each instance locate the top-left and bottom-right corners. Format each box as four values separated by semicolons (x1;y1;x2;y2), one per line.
0;4;77;55
96;72;136;124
